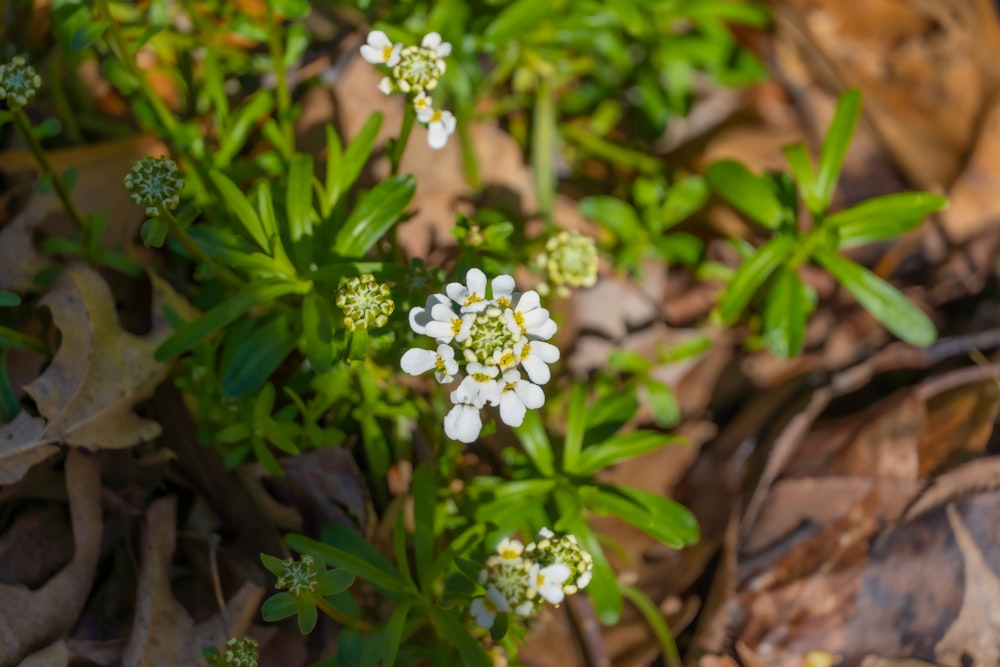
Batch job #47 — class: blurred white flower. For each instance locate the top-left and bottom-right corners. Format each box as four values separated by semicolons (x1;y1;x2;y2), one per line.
498;370;545;427
470;586;509;630
417;107;456;150
529;563;571;604
360;31;402;67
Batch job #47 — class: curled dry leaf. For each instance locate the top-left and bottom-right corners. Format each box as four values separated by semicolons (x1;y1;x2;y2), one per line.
122;497;264;667
0;450;101;667
17;641;68;667
0;264;196;485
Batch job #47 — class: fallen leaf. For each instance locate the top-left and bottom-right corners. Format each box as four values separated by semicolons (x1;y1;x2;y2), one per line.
0;450;101;666
16;641;68;667
0;265;195;484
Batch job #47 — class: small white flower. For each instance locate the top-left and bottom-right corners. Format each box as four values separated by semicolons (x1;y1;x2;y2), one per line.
496;537;524;562
514;339;560;385
454;363;500;407
444;402;482;443
423;303;470;343
576;569;592;590
491;274;516;308
498;370;545;427
413;91;433;115
360;30;402;66
529;563;571;604
418;108;456;150
408;294;450;335
507;290;557;340
400;344;458;383
537;527;555;540
446;268;489;313
377;76;395;95
421;32;452;60
514;600;535;617
470;585;509;630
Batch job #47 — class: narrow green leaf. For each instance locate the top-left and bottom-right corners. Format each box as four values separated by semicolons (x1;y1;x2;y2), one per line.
291;530;409;595
261;592;297;621
302;292;334;373
0;351;20;422
813;250;937;347
582;389;640;448
217;89;274;165
256;182;280;250
783;142;820;214
579;196;643;238
815;89;861;212
323;124;344;216
393;511;414;586
644;380;680;428
607;349;650;374
621;585;681;666
716;235;796;325
762;265;808;358
333;175;415;257
220;316;297;397
287;153;315;241
581;485;698;549
209;170;269;251
484;0;558;44
565;518;622;625
412;463;436;591
334;113;383;208
427;606;493;667
562;383;588;473
575;431;682;477
617;486;699;546
296;596;318;634
706;160;784;229
383;600;414;667
317;568;356;596
490;612;509;641
514;409;555;476
533;76;557;220
826;192;948;248
659;175;709;229
155;281;303;360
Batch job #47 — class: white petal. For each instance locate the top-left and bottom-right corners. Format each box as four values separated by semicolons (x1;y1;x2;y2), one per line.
385;44;402;67
577;570;592;589
466;269;487;297
537;527;555;539
416;106;434;123
424;320;455;342
428;122;449;150
377;77;393;95
499;391;527;427
400;348;437;376
521;306;551;329
430;302;457;322
440;111;457;133
445;281;466;304
422;32;442;49
531;340;561;363
437;42;452;57
514;379;545;409
543;563;571;584
529;318;558;340
520;355;551;385
515;290;541;313
444;404;482;443
492;274;515;301
479;380;501;407
367;30;392;48
359;44;384;64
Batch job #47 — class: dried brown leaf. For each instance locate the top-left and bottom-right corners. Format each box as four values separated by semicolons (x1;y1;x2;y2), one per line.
16;642;68;667
0;450;101;666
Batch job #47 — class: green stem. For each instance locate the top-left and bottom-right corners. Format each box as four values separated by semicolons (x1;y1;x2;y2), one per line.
12;109;88;232
390;102;417;176
457;107;480;189
161;209;244;289
532;76;557;223
314;596;376;633
264;0;294;156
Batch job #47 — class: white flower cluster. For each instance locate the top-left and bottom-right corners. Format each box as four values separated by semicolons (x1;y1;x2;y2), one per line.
469;528;594;630
401;269;559;443
360;30;456;149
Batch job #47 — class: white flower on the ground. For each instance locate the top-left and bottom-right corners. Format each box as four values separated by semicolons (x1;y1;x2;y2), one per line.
421;32;452;60
417;107;456;150
446;268;488;313
360;30;402;67
529;563;571;604
400;344;458;383
496;537;524;562
498;370;545;427
470;585;509;630
514;339;560;385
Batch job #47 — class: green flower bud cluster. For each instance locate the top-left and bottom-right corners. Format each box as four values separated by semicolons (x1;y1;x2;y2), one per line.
124;156;185;217
336;274;395;331
536;231;599;297
275;554;318;596
0;56;42;109
223;637;259;667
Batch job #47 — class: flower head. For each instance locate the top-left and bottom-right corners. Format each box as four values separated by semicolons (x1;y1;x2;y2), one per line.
124;156;185;217
0;56;42;109
524;528;594;594
401;269;559;442
418;107;456;150
224;637;259;667
470;585;509;630
537;231;599;297
275;555;318;596
360;30;402;67
529;562;571;604
335;274;395;331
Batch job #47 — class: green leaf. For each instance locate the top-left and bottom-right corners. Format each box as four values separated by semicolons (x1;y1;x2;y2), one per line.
490;612;509;641
220;316;297;397
216;423;251;444
382;600;413;667
620;585;681;666
607;349;650;373
579;196;643;239
323;125;344;216
330;113;382;211
141;218;169;248
706;160;784;229
826;192;948;248
565;519;622;624
762;265;809;358
302;292;334;373
716;235;796;325
287;153;315;241
658;175;709;229
581;485;698;549
813;250;937;347
296;527;409;594
0;291;19;307
644;380;680;428
296;595;318;634
261;592;297;621
317;568;356;596
514;409;555;476
815;89;861;212
427;606;493;667
209;170;270;251
217;89;274;166
533;76;557;219
574;431;682;477
562;383;588;473
618;486;698;547
583;389;640;447
484;0;558;44
155;281;304;360
0;351;20;422
333;175;415;257
782;142;820;214
412;463;436;590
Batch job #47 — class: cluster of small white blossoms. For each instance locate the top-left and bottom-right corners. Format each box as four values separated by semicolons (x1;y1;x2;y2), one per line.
400;269;560;443
360;30;457;150
124;156;185;217
0;56;42;109
470;528;594;630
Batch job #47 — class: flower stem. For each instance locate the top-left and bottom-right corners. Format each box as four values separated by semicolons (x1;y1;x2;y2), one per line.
390;102;417;176
12;108;88;232
314;596;376;632
160;209;244;288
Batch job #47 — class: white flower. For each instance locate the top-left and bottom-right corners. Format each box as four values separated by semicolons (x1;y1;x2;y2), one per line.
471;586;509;629
514;339;560;385
576;569;592;589
498;370;545;427
400;344;458;383
423;303;470;343
454;363;500;407
418;108;456;150
496;537;524;562
491;274;516;308
377;76;394;95
360;30;402;67
537;527;555;540
529;563;571;604
408;294;450;335
421;32;452;60
514;600;535;617
413;91;433;115
444;402;482;443
507;290;557;340
446;268;489;313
